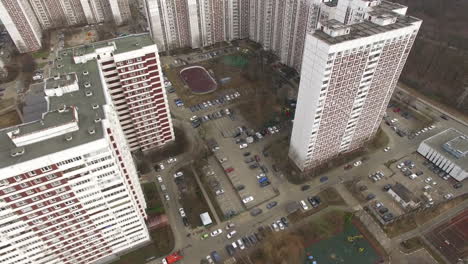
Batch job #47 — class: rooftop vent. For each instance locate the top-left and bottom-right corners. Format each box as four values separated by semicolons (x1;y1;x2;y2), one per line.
57;57;62;61
53;74;60;80
58;104;67;113
10;147;25;157
92;104;99;109
94;118;101;123
62;52;68;56
88;127;96;135
85;90;93;97
83;71;89;76
84;82;91;88
65;134;73;141
57;64;63;68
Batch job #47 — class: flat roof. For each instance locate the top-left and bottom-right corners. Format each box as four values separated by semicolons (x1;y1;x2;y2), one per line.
0;38;111;168
422;128;468;171
313;2;420;45
391;182;419;203
72;33;154;57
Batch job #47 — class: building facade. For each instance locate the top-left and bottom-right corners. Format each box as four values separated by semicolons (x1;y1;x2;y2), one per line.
289;1;421;171
0;37;152;263
71;34;175;151
0;0;42;53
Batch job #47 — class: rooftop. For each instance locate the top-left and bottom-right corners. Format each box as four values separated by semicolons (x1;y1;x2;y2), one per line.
391;182;420;203
71;33;154;57
0;35;150;168
314;1;420;44
422;128;468;170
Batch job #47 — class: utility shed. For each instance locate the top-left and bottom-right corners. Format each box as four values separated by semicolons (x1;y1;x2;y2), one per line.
200;212;212;226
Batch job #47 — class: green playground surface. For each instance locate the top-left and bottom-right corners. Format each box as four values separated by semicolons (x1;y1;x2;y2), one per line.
221;55;249;68
304;224;381;264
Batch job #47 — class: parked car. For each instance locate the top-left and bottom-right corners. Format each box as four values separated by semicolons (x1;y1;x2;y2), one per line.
227;230;237;239
366;193;376;200
320;176;329;183
225;167;234;173
266;201;278;209
301;185;310;191
354;160;362;167
239;143;248;149
210;229;223;237
281;217;289;227
250;208;263;216
300;200;309;210
156;175;163;183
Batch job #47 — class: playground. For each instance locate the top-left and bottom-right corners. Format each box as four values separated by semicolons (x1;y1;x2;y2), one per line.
179;66;218;94
304;224;382;264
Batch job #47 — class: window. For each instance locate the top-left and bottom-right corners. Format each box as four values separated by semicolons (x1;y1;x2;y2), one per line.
28;171;37;176
46;174;57;180
41;166;52;173
14;175;23;182
4;187;15;194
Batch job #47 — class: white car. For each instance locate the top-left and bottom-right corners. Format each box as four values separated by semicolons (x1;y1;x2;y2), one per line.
210;228;223;237
255;132;263;139
242;196;254;204
272;126;279;133
353;160;362;167
256;173;266;179
215;189;225;195
271;223;279;232
174;171;184;178
234;92;241;97
444;193;453;200
300;200;309;211
178;208;186;217
277;220;285;230
159;163;165;170
206;255;214;264
424;177;433;183
156;175;163;183
167;157;177;164
190;116;198;121
162;259;168;264
226;223;235;230
384;147;390;152
164;194;170;201
226;230;237;239
239;143;248;149
237;239;245;250
397;163;404;169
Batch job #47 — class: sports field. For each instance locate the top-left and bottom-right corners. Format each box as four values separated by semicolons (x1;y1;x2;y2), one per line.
304;224;382;264
180;66;218;94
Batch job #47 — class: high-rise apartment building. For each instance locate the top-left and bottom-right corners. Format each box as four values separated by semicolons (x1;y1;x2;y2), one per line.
0;0;42;53
29;0;130;29
0;36;154;264
289;1;421;171
70;34;175;151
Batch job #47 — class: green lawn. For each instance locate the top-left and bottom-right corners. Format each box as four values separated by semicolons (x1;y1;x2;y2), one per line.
31;50;50;59
142;182;165;215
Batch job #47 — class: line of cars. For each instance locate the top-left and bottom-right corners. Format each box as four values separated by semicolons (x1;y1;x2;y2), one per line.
300;195;322;211
422;160;462;189
224;230;264;257
270;217;289;232
190;108;233;128
189;92;241;113
372;201;394;222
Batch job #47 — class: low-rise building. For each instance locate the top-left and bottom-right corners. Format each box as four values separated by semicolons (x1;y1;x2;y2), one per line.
417;128;468;182
388;182;421;209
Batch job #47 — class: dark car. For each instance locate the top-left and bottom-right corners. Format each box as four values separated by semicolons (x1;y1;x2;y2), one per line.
254;155;261;162
211;250;222;262
182;217;189;226
366;193;376;200
244;157;254;163
383;184;391;191
249;163;259;169
225;245;235;256
301;185;310;191
359;185;368;191
416;171;424;176
260;165;269;173
320;176;329;183
378;207;389;214
382;213;394;222
236;184;245;191
243;152;251;156
259;180;271;187
266;201;278;209
313;196;321;204
307;196;318;208
344;164;353;170
453;183;463;189
280;217;289;227
250;208;263;216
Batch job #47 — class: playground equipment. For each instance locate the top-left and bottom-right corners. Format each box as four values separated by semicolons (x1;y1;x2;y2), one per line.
347;235;363;242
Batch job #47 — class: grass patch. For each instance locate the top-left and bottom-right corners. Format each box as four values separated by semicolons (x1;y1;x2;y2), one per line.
400;237;424;253
177;165;214;228
289;189;346;224
112;226;174;264
31;50;49;59
0;111;21;129
142;182;165;216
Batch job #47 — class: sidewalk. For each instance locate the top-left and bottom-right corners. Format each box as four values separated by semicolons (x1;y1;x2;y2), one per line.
191;164;222;225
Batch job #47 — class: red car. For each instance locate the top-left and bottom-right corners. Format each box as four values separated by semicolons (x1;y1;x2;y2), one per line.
225;167;234;173
344;164;353;170
254;155;261;162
